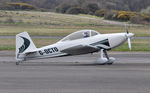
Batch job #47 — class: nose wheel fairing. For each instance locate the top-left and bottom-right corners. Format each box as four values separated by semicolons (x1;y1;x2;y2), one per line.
94;49;115;65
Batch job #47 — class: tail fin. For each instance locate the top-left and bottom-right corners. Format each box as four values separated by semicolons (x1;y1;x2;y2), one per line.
16;32;37;61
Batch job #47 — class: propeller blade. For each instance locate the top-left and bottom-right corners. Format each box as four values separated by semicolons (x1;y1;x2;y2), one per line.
128;38;131;50
126;28;129;34
125;24;129;34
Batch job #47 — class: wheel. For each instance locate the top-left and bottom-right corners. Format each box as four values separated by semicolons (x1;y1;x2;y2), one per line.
16;62;19;65
106;57;115;65
96;63;106;65
107;62;113;65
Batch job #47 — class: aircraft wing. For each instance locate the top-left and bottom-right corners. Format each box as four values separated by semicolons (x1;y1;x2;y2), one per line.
61;45;99;55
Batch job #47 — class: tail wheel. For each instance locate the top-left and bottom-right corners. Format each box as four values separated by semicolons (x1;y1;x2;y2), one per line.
16;62;20;65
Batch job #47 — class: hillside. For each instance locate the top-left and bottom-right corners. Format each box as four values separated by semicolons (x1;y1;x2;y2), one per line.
0;0;150;12
0;10;149;37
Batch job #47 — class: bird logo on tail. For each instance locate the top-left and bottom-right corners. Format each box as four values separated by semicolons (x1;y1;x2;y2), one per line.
19;36;30;53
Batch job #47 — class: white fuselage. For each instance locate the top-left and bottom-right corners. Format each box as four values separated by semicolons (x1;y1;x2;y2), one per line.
24;33;129;60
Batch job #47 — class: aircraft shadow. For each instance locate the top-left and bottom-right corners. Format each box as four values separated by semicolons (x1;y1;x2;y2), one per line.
19;62;150;67
20;63;102;66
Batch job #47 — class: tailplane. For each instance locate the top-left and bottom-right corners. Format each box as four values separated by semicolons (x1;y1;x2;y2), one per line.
16;32;37;61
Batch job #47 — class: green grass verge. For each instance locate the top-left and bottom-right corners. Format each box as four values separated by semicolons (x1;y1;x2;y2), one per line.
112;39;150;51
112;43;150;51
0;38;149;51
0;45;15;50
0;38;60;51
0;25;150;37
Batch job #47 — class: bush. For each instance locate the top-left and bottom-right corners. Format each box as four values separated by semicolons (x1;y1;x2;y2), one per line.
117;11;137;21
130;15;145;24
0;2;37;10
95;9;106;17
55;4;72;13
117;13;130;21
66;7;85;14
130;14;150;24
140;14;150;22
40;8;47;12
104;10;118;20
141;6;150;16
86;3;100;15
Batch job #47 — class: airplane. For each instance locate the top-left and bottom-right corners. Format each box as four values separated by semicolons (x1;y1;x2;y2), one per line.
16;28;134;65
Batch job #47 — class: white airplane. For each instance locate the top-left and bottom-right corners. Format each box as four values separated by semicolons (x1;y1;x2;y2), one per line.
16;29;134;65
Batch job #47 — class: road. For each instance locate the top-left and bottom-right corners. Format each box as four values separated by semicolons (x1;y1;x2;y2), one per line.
0;51;150;93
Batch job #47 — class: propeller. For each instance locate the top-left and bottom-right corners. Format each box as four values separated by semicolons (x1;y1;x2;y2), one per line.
125;24;134;51
128;37;131;50
125;24;129;34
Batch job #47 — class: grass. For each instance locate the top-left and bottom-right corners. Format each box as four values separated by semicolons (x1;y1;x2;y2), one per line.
0;10;106;26
0;38;150;51
0;38;60;50
79;14;104;19
112;39;150;51
0;25;150;37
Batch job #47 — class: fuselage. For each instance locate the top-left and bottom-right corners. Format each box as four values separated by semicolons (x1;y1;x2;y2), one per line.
24;32;133;60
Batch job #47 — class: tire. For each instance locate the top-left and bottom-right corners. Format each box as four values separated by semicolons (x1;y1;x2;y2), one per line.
107;63;113;65
16;62;19;65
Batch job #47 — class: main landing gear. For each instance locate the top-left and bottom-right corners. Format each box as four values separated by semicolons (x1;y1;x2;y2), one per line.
95;49;115;65
16;59;24;65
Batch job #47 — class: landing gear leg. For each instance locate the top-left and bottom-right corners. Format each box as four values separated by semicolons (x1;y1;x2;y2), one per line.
103;50;109;60
100;49;104;59
103;50;115;65
94;49;107;65
95;49;115;65
100;49;106;65
103;50;111;65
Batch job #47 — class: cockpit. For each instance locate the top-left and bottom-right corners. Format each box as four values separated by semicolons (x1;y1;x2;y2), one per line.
60;30;100;42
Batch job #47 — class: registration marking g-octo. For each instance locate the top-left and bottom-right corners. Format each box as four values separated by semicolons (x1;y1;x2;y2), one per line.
39;47;59;55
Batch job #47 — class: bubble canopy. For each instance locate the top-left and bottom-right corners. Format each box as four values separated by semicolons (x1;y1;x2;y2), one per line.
60;30;100;42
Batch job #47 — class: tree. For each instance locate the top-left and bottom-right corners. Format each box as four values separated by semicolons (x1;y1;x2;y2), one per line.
141;6;150;16
86;3;100;14
77;0;85;7
56;4;72;13
1;0;150;12
95;9;106;17
66;7;85;14
0;2;37;10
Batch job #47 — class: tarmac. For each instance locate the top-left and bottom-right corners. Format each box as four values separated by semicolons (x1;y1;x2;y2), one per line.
0;51;150;93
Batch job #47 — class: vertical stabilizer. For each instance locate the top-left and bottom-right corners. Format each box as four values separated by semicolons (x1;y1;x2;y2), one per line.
16;32;37;61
